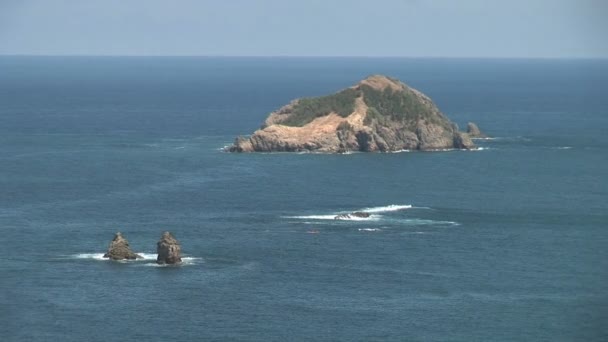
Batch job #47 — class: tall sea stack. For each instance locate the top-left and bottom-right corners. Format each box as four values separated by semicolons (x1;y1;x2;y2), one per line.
156;232;182;265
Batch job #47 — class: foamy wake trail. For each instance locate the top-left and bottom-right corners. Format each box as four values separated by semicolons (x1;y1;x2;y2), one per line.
360;204;412;213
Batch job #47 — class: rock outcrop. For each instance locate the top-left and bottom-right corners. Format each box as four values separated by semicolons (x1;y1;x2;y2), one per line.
228;75;477;153
466;122;487;138
334;212;371;220
156;232;182;265
103;232;141;260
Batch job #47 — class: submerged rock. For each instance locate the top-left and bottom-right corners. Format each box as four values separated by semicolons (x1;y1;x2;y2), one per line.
103;232;141;260
228;75;477;153
334;212;371;220
156;232;182;265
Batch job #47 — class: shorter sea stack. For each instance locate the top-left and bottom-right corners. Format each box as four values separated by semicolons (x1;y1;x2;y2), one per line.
103;232;141;260
156;232;182;265
228;75;482;153
466;122;488;138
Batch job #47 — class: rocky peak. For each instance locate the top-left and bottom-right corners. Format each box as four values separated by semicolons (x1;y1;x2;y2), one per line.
103;232;141;260
357;75;405;92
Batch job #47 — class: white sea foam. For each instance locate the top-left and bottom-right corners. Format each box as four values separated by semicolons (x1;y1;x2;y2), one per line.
555;146;573;150
71;252;201;266
389;149;411;153
137;253;157;260
400;219;460;226
360;204;412;213
140;257;201;267
358;228;382;232
285;204;412;221
73;253;106;260
286;214;381;221
471;137;497;140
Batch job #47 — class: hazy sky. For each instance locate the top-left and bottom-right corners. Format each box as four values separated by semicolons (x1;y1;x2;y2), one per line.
0;0;606;58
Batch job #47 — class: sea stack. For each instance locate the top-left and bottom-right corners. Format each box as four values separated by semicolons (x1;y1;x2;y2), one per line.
466;122;487;138
103;232;141;260
156;232;182;265
228;75;477;153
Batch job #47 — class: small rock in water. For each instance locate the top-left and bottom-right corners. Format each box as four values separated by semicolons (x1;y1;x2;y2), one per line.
351;212;371;218
156;231;182;265
103;232;141;260
334;211;371;219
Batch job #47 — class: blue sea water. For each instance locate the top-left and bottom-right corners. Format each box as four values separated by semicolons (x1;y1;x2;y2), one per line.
0;57;607;341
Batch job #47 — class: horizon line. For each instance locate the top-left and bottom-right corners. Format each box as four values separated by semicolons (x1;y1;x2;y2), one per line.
0;54;606;60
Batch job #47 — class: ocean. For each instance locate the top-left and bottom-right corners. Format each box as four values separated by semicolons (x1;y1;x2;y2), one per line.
0;57;607;341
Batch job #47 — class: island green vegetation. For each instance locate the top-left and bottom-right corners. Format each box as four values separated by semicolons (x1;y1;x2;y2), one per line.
361;85;433;126
278;80;445;129
280;88;358;127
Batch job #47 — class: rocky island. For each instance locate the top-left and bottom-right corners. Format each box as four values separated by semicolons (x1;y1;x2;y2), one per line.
228;75;482;153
